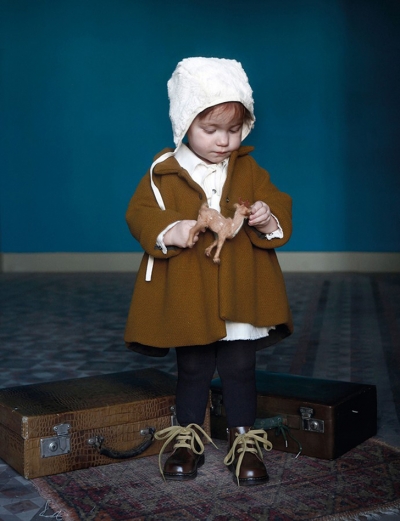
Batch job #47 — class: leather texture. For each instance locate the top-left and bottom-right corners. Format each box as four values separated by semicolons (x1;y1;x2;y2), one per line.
0;369;211;479
163;448;205;480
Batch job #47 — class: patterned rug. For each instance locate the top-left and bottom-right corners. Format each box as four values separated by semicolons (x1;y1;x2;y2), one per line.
32;438;400;521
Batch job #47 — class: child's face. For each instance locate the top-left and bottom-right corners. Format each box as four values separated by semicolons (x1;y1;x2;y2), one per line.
186;104;243;164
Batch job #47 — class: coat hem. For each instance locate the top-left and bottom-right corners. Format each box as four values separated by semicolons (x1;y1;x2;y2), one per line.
125;324;291;358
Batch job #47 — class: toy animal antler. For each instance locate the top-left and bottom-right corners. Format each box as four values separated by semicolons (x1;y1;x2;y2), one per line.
238;197;251;208
187;198;252;264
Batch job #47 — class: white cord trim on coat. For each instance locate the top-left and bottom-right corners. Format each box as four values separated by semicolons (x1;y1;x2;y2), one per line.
146;150;176;282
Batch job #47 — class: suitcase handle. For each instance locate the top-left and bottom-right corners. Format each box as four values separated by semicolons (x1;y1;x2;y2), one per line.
88;427;156;459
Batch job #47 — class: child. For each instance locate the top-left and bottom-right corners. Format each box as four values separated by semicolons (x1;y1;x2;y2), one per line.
125;57;293;486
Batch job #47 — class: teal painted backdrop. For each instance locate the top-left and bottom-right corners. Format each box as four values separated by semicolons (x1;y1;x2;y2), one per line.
1;0;399;253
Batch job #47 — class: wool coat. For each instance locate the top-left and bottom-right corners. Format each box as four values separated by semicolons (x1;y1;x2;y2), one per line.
124;145;293;356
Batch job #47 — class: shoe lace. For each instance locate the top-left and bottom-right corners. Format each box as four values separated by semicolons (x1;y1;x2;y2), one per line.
223;429;273;485
154;423;217;480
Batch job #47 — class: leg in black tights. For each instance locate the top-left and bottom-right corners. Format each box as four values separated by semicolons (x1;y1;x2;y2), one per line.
216;340;257;428
175;340;257;428
175;343;217;426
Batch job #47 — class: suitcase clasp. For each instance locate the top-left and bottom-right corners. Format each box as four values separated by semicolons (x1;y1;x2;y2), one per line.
170;405;179;426
40;423;71;458
300;407;324;433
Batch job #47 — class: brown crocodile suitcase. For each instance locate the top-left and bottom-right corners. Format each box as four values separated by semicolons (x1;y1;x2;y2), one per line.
210;371;377;460
0;368;210;479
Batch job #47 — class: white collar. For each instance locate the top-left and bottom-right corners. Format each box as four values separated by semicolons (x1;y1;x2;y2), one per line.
175;143;229;175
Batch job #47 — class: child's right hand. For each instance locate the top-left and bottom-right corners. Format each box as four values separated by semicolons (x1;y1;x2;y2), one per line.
164;220;199;248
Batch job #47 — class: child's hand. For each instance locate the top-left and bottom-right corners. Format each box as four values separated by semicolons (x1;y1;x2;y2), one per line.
248;201;277;234
164;220;199;248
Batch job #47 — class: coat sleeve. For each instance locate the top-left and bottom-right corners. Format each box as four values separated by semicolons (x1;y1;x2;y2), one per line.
244;157;292;249
125;172;185;259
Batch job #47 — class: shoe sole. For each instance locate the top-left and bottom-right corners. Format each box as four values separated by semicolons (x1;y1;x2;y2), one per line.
234;475;269;486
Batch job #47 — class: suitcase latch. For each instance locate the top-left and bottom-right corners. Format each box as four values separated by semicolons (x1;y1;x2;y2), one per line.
300;407;324;433
40;423;71;458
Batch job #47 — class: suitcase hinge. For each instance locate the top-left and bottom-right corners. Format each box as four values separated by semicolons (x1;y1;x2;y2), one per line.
40;423;71;458
300;407;324;433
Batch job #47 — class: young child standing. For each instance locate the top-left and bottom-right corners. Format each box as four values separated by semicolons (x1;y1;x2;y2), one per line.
125;57;293;486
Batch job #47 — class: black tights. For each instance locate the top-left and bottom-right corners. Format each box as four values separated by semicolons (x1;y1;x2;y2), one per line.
175;340;257;428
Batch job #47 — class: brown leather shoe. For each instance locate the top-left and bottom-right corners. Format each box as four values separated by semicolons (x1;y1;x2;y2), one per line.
163;447;205;480
224;426;272;486
154;423;217;481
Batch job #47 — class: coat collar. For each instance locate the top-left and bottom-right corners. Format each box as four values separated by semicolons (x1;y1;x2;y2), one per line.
152;145;254;176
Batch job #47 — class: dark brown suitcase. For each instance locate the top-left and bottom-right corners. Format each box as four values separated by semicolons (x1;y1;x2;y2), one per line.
210;371;377;460
0;368;210;479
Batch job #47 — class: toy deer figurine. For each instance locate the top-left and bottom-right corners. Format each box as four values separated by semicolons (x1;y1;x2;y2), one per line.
187;198;252;264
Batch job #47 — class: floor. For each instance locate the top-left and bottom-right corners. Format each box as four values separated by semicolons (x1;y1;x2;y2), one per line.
0;272;399;520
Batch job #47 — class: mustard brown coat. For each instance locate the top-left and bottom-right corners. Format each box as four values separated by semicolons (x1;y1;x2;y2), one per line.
124;146;293;355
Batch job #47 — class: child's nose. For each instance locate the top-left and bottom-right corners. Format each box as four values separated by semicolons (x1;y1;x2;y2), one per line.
216;131;229;146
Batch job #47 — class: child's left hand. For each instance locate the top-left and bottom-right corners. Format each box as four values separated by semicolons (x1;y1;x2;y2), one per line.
248;201;277;234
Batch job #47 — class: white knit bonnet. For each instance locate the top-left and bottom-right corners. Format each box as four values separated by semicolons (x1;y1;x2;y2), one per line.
168;57;255;148
145;57;255;281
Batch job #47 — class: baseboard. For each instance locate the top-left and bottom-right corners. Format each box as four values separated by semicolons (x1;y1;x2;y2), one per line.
1;252;399;273
277;252;399;272
0;253;144;273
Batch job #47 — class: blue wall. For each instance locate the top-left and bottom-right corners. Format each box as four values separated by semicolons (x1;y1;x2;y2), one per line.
1;0;399;253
